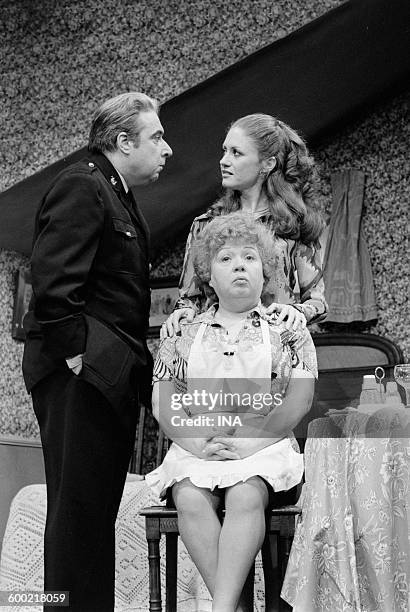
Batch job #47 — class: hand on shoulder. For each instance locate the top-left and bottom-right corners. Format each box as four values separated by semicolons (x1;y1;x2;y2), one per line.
265;302;307;331
160;307;196;339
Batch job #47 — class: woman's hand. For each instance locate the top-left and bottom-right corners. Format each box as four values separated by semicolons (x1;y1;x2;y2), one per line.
265;303;306;331
211;435;276;459
176;437;213;458
160;308;196;339
176;437;240;460
203;439;240;461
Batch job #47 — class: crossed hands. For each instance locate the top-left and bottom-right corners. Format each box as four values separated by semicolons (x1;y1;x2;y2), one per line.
203;437;240;461
177;435;239;461
178;430;275;461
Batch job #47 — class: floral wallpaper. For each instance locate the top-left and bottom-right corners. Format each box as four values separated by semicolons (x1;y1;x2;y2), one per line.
0;0;344;192
1;0;408;440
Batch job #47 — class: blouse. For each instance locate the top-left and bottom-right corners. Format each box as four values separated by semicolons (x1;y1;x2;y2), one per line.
153;305;318;418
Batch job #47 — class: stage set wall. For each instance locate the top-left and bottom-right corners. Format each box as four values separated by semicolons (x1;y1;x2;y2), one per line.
0;0;408;443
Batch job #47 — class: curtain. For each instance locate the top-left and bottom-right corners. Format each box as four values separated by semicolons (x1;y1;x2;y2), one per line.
323;170;377;323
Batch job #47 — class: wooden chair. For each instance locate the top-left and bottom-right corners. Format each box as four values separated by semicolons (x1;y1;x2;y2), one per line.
137;390;299;612
139;332;404;612
311;332;403;372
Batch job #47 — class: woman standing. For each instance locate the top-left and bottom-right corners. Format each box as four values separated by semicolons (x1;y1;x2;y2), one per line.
163;113;326;336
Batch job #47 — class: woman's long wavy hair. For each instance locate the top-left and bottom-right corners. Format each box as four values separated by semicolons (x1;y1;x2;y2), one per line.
213;113;325;244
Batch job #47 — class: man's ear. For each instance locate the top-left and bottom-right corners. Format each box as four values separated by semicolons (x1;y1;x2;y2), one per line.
116;132;132;155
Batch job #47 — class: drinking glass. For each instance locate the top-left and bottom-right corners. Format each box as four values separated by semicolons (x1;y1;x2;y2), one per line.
394;364;410;408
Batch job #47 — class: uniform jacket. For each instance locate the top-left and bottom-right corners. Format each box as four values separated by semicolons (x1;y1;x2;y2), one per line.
22;152;152;408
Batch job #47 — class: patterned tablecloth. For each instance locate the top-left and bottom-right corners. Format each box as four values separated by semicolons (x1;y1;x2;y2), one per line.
0;478;268;612
282;408;410;612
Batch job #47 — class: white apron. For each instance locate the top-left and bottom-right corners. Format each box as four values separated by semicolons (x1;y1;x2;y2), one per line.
186;319;272;418
145;318;303;498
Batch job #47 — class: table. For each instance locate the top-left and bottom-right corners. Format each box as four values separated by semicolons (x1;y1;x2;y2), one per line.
0;478;268;611
282;408;410;612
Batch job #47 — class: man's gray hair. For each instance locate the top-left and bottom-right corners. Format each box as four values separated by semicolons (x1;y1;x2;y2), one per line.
88;92;159;153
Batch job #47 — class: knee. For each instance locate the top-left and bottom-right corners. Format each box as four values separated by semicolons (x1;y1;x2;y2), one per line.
172;480;218;519
225;478;268;515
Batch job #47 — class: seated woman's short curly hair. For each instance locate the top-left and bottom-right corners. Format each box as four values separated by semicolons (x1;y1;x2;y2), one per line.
192;212;280;291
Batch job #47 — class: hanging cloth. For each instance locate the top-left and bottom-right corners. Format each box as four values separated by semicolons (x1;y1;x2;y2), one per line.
323;170;377;323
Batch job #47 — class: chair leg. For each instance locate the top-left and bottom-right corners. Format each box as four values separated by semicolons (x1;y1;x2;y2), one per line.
146;518;162;612
165;532;178;612
261;533;280;612
278;534;293;579
277;534;293;612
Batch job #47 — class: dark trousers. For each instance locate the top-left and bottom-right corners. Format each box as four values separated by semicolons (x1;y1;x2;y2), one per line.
32;369;138;612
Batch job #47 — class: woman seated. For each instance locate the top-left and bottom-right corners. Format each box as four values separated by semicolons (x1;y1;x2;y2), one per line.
145;212;317;612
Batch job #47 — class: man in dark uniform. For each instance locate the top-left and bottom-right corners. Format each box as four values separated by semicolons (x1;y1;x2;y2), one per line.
22;92;172;612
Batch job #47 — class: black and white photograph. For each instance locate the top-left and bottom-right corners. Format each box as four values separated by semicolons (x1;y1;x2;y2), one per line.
0;1;409;611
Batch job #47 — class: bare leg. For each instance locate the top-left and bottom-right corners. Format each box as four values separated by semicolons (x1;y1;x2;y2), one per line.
172;479;222;594
212;477;269;612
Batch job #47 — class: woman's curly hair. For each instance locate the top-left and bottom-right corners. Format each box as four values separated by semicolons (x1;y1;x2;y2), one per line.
192;212;281;293
213;113;325;244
